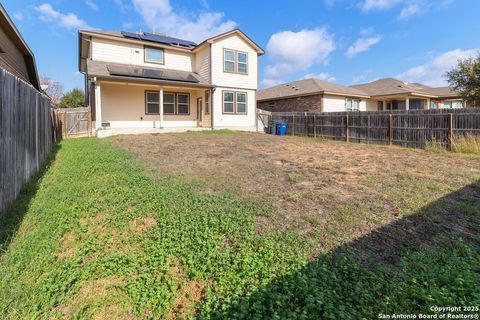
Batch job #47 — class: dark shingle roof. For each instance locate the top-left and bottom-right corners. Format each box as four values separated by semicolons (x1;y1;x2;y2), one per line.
257;78;370;101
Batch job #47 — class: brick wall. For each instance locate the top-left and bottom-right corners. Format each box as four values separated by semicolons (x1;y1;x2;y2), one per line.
258;94;323;112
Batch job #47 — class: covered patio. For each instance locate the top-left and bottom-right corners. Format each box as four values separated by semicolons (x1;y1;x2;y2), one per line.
375;95;434;111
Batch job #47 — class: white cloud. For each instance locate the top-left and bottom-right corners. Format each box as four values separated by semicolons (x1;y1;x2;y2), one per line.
399;3;421;18
397;48;479;87
360;0;428;19
132;0;236;42
302;73;336;82
346;35;382;58
36;3;91;30
13;12;24;21
361;0;403;11
261;28;335;87
85;0;99;11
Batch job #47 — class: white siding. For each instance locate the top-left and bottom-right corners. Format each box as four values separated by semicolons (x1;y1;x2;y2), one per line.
211;34;258;90
194;45;210;82
212;88;256;130
91;37;194;71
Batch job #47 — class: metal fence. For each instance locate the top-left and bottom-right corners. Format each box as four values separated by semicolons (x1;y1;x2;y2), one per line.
262;108;480;148
0;68;53;212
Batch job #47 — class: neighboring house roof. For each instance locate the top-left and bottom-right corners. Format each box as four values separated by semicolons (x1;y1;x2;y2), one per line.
417;86;460;98
257;78;370;101
87;60;213;88
350;78;461;98
0;3;40;90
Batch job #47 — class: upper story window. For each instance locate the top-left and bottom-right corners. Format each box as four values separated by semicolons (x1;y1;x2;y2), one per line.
145;47;164;64
346;98;360;111
223;49;248;74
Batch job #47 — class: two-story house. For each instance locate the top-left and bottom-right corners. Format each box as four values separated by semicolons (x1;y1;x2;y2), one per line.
78;29;264;136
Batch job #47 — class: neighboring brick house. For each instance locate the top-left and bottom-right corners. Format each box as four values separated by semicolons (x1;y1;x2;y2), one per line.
257;78;370;112
258;78;467;113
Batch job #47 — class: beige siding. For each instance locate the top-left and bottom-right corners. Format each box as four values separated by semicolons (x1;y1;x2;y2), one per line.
91;37;194;71
0;28;29;82
194;45;210;83
211;34;258;90
366;99;377;111
323;95;367;112
212;88;256;130
100;82;209;128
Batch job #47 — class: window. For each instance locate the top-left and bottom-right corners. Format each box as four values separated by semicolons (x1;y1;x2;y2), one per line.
163;93;175;114
223;48;248;74
205;91;210;114
443;101;452;109
177;94;190;114
431;101;438;109
237;52;248;74
145;92;190;115
145;47;164;64
236;92;247;113
146;91;160;114
377;101;384;111
223;91;234;113
453;101;463;109
223;91;247;114
346;98;360;111
224;49;235;72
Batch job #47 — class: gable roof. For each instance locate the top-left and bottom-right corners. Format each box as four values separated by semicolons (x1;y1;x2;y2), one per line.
0;4;40;90
257;78;370;101
350;78;461;98
80;28;264;55
194;29;265;55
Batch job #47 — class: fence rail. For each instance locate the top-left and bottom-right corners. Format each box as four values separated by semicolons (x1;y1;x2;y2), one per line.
0;68;53;212
262;108;480;149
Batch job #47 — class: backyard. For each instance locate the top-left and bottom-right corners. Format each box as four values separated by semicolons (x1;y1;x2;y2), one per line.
0;131;479;319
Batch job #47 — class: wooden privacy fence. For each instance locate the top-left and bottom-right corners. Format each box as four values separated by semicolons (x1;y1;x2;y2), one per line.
263;108;480;149
0;68;53;212
53;107;91;139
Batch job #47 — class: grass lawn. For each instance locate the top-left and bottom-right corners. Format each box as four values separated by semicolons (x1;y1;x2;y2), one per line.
0;132;479;319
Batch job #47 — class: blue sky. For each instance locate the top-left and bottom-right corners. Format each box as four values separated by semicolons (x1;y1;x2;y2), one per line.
2;0;480;91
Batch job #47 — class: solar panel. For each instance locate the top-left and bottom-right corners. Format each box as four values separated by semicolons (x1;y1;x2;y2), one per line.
120;31;196;48
107;65;200;83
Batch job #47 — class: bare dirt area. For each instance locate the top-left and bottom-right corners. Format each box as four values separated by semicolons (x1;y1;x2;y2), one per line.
109;131;480;258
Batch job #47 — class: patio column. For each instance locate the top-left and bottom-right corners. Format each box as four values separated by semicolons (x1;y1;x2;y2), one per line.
159;85;164;129
95;80;102;129
405;97;410;110
426;98;431;109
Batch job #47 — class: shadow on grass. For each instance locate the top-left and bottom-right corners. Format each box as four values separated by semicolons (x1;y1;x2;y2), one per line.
206;181;480;319
0;144;61;256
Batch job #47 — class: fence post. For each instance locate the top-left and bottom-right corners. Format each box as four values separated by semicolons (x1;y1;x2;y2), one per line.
345;114;349;142
388;114;393;145
88;110;92;137
304;112;307;136
313;114;317;138
447;113;453;151
292;113;295;136
62;112;67;139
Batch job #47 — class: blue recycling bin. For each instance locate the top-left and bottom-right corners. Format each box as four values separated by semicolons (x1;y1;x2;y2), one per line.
276;122;287;136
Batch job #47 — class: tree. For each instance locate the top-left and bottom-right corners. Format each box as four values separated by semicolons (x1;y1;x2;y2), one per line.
59;88;85;108
446;53;480;106
40;75;64;105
